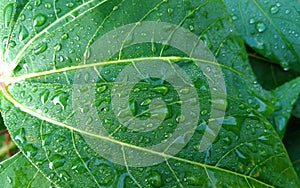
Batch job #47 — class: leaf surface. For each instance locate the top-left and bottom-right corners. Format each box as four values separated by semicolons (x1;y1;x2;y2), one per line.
0;152;51;188
224;0;300;72
0;0;299;187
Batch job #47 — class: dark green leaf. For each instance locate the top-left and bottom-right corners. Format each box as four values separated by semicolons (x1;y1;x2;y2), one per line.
0;0;299;187
284;130;300;181
269;77;300;138
224;0;300;72
0;152;52;188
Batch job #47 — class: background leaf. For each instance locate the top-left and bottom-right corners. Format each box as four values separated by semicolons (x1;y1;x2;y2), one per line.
224;0;300;72
0;152;51;188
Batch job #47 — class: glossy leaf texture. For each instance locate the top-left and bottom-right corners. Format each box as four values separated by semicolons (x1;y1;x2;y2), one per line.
0;152;51;188
224;0;300;72
0;0;299;187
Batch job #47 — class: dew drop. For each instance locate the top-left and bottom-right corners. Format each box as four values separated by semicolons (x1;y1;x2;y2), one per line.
61;33;69;40
152;86;169;96
256;22;266;33
4;3;13;28
49;154;66;169
184;172;200;185
52;92;69;110
270;6;279;14
18;25;29;41
146;171;162;187
96;85;107;93
33;14;47;27
34;42;48;55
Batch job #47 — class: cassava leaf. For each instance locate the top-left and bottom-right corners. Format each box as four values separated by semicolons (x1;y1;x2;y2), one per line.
224;0;300;72
0;152;51;188
269;77;300;138
0;0;299;187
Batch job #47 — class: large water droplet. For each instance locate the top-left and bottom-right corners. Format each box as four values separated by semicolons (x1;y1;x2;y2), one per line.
4;3;13;28
18;25;29;41
34;42;48;55
33;14;47;27
49;154;66;170
152;86;169;96
146;171;162;187
52;92;69;110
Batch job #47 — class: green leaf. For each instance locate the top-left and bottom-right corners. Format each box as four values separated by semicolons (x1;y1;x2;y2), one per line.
269;77;300;138
249;49;299;90
284;130;300;181
224;0;300;72
0;152;51;188
0;0;299;187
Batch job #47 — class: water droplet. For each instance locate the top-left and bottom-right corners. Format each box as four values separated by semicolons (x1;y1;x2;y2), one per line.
18;25;29;41
44;2;52;9
7;176;12;184
176;114;185;123
113;6;118;11
184;172;200;185
152;86;169;96
49;154;66;169
4;3;13;28
54;44;61;52
232;15;237;20
66;2;74;8
199;34;212;48
167;8;174;15
33;14;47;27
285;9;291;14
270;6;279;14
141;98;151;106
24;143;38;157
52;92;69;110
146;171;162;187
256;22;266;33
96;85;107;93
40;90;50;105
61;33;69;40
34;42;48;55
280;61;290;71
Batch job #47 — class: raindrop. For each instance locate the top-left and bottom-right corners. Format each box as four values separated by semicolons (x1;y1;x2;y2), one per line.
18;25;29;41
61;33;69;40
49;154;66;169
141;98;151;106
40;90;50;105
146;171;162;187
96;85;107;93
152;86;169;96
33;14;47;27
270;6;279;14
66;2;74;8
34;42;48;55
167;8;173;15
256;22;266;33
4;3;13;28
44;2;52;9
52;92;69;110
184;172;200;185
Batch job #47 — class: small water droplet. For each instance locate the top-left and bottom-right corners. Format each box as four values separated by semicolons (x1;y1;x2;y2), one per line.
184;172;200;185
152;86;169;96
270;6;279;14
66;2;74;8
33;14;47;27
167;8;174;15
61;33;69;40
256;22;266;33
141;98;151;106
146;171;162;187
